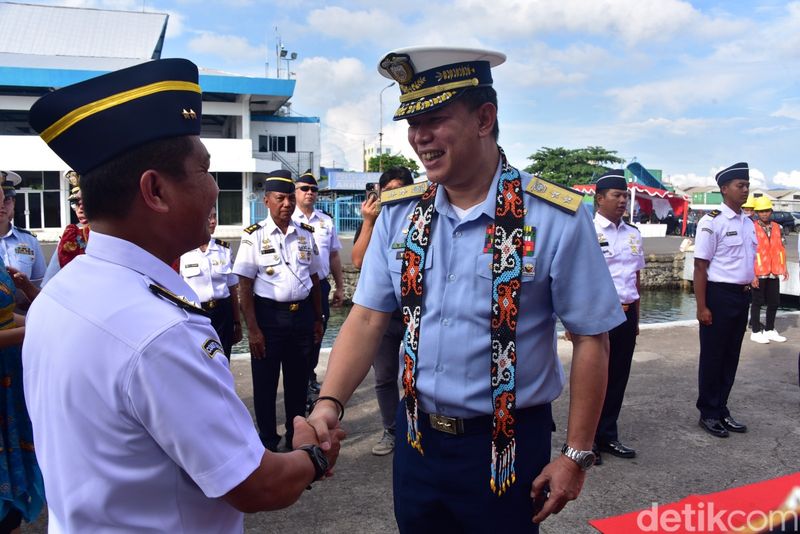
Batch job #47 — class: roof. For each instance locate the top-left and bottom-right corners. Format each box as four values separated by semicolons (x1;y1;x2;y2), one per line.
0;2;167;59
683;186;719;194
766;189;796;198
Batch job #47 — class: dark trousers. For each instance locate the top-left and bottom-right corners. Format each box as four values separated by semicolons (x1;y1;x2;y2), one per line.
206;295;234;358
309;278;331;382
697;282;750;420
393;401;552;533
596;305;638;444
252;296;314;449
750;277;780;332
373;311;404;432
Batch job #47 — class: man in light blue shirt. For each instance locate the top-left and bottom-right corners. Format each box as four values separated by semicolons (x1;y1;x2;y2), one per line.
309;46;623;532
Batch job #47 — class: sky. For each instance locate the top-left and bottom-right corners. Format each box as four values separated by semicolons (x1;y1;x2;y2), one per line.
27;0;800;190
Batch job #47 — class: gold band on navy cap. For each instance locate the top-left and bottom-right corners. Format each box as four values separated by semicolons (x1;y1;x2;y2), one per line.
41;80;201;143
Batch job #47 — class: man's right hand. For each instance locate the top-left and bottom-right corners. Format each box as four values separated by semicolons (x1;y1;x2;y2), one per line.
697;307;712;326
361;194;380;225
292;416;346;477
248;326;266;359
307;400;342;453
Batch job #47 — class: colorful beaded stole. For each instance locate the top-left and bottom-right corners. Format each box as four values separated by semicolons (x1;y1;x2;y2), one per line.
400;148;525;495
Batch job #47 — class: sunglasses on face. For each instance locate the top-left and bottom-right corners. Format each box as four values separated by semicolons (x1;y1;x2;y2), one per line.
298;186;318;193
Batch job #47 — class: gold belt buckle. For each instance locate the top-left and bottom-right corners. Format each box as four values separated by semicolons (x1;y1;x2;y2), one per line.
429;414;460;435
207;299;217;310
288;303;300;312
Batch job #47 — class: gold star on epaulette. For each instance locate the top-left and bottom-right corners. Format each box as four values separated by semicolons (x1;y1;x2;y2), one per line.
214;238;230;248
525;176;583;214
300;222;314;233
380;182;429;205
243;223;261;235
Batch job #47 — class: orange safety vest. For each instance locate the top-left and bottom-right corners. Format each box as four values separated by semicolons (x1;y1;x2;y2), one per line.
754;221;786;277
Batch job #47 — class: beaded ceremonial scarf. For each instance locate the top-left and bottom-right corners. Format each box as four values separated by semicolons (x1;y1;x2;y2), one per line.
400;148;525;496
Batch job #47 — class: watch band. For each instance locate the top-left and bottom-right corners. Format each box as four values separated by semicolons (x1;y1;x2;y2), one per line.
297;444;329;483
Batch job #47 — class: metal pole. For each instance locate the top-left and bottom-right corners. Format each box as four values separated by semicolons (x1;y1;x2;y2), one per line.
378;82;395;172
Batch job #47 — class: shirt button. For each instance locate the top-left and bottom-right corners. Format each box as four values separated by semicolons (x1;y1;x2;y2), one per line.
454;231;462;238
448;274;456;282
435;365;443;373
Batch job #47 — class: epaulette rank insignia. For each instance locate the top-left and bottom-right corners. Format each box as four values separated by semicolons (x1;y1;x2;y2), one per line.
300;222;314;233
626;222;639;231
149;284;209;317
525;176;583;214
708;209;721;218
215;238;230;248
380;182;428;205
16;227;33;236
243;223;261;235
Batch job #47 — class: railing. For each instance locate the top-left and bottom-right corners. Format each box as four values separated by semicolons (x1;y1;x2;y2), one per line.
253;151;314;177
249;195;365;235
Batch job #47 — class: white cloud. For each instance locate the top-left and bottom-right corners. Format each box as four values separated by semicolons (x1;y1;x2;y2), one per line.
187;32;265;63
773;170;800;189
772;100;800;121
164;9;184;38
669;172;715;190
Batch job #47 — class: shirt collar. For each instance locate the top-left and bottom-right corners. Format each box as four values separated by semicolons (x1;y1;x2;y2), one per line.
86;231;195;298
719;202;740;219
433;159;503;222
265;213;297;236
292;208;319;223
594;212;618;229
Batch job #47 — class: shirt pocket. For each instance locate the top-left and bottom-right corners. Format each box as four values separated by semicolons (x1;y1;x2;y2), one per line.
182;263;202;278
475;253;537;283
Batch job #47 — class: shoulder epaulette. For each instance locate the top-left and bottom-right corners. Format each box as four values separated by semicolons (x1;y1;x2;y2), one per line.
320;209;333;218
149;284;209;318
15;227;33;236
524;176;583;214
214;238;230;249
243;223;261;235
300;222;314;233
380;182;429;205
708;209;721;218
626;222;639;231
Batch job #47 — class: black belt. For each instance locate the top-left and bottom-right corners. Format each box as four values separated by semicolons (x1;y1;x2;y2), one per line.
256;295;309;312
201;295;230;311
708;281;750;292
420;405;547;436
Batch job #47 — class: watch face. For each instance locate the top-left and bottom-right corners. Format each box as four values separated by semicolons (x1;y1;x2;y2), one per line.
579;452;596;469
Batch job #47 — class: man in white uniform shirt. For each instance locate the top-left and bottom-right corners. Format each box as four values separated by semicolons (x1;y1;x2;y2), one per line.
693;162;756;438
23;58;342;533
292;170;344;394
591;171;645;464
180;206;242;358
234;170;324;452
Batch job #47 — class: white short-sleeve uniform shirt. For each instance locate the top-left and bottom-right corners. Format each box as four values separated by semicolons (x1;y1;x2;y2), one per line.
23;232;265;533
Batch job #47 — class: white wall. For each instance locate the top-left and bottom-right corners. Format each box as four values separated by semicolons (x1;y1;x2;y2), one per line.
249;120;321;173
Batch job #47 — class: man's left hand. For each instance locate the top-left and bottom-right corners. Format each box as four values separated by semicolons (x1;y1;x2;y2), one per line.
530;455;586;524
331;287;344;308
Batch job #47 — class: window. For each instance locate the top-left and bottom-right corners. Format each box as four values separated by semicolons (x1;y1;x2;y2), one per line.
213;172;243;226
13;171;61;229
258;135;297;153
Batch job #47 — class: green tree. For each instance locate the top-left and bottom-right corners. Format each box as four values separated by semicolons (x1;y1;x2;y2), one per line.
367;153;419;173
524;146;625;187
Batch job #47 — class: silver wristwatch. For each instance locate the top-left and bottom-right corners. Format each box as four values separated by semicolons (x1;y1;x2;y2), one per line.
561;443;596;471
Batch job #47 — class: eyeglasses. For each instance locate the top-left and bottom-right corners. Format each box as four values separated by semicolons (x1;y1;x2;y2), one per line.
298;186;318;193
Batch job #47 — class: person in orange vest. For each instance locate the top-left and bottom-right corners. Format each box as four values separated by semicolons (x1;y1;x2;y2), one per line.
749;196;788;344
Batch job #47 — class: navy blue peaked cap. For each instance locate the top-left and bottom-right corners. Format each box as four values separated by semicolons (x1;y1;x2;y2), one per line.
264;169;295;193
715;162;749;186
595;170;627;191
296;169;317;186
28;58;202;175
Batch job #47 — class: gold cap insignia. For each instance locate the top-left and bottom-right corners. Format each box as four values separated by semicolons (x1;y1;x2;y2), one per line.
182;108;197;120
380;53;415;84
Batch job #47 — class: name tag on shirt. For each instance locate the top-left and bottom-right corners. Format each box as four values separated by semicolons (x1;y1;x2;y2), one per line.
726;231;738;236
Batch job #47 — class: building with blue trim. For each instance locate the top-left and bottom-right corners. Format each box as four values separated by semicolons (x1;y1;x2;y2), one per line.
0;2;320;240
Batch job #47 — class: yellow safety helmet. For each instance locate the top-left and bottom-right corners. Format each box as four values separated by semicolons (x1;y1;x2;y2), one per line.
753;196;773;211
742;195;756;209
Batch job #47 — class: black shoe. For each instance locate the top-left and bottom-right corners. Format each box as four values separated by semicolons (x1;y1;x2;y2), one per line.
699;418;729;438
592;443;602;466
308;379;322;394
721;415;748;433
598;440;637;459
